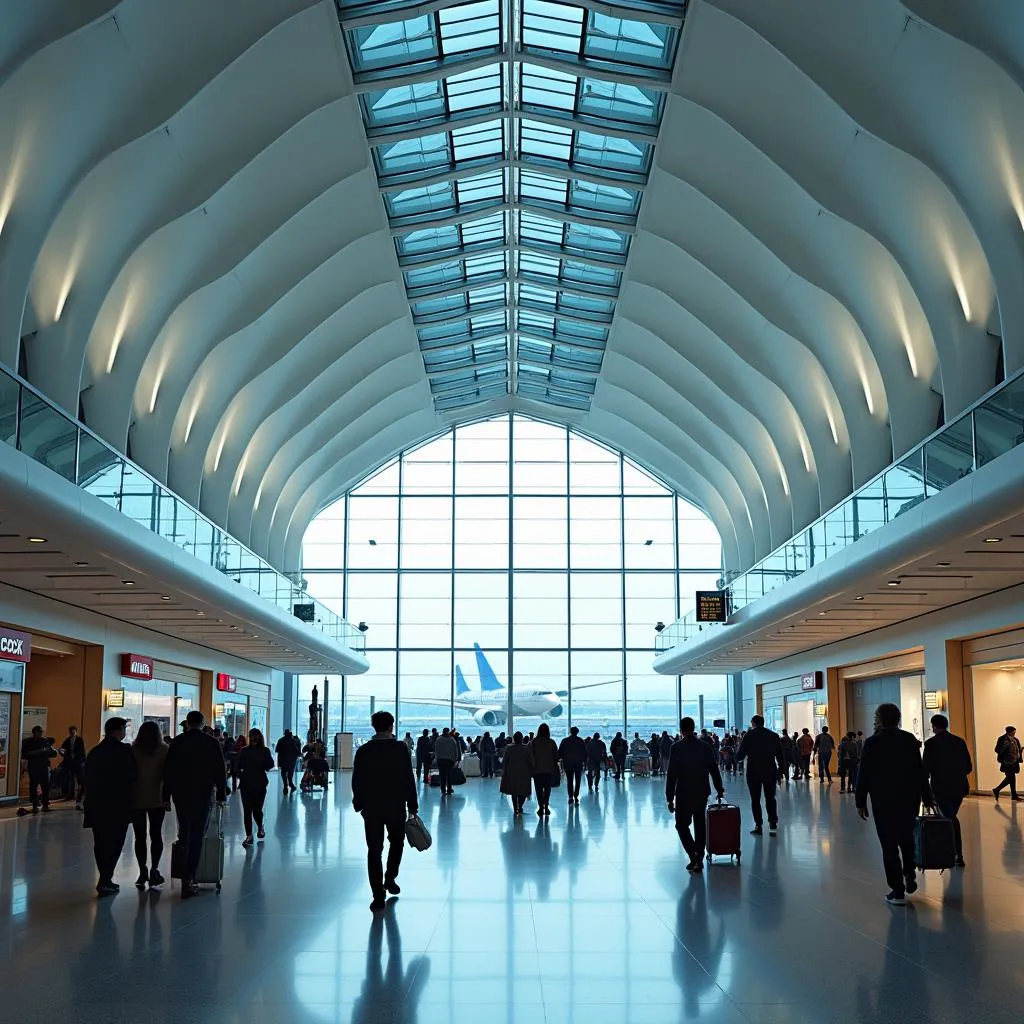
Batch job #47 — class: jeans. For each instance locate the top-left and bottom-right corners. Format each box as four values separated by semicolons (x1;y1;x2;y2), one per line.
840;760;858;790
799;754;812;778
873;809;917;895
92;820;130;884
934;794;964;857
173;797;212;881
565;765;583;798
28;773;50;810
675;800;708;861
65;765;85;802
818;753;832;782
481;753;495;777
416;756;429;782
994;768;1019;798
613;756;626;780
587;763;603;789
437;759;455;794
534;773;552;810
746;773;778;828
241;785;267;836
281;765;296;791
363;814;405;899
131;807;166;873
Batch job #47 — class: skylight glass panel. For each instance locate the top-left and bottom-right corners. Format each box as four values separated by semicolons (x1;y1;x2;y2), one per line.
520;210;568;246
396;223;462;257
519;337;604;370
569;178;641;216
362;80;446;128
418;309;508;345
521;120;573;163
405;252;506;292
438;1;501;54
350;16;438;72
561;259;621;290
520;64;576;112
520;169;569;206
452;119;506;162
565;221;629;256
577;78;663;125
575;131;650;174
584;13;676;70
521;0;585;55
375;133;451;177
448;63;504;113
519;252;562;279
461;211;506;245
385;181;456;219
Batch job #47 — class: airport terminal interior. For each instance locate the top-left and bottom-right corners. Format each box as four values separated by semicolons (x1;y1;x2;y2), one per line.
1;0;1024;1021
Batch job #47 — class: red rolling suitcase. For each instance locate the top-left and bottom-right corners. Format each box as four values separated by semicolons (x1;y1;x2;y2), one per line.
706;798;741;864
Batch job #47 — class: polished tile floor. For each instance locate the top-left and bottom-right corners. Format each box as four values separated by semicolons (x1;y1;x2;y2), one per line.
0;772;1021;1023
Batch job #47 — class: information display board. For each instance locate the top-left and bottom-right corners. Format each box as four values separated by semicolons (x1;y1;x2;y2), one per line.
695;591;728;623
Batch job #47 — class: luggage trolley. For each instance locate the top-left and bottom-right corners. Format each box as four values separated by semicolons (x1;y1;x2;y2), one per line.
631;756;651;778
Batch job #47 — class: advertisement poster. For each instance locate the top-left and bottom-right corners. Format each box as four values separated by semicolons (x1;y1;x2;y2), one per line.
0;692;10;780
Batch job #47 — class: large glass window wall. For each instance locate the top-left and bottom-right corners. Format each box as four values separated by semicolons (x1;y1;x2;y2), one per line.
300;414;726;744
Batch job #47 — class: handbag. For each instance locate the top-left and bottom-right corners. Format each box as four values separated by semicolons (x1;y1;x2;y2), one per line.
405;813;432;852
550;762;561;788
450;764;467;786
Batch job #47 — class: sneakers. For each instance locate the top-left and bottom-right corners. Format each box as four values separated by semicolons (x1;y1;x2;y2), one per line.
768;824;778;836
750;826;763;836
242;835;254;848
96;881;119;897
257;827;266;840
135;870;149;889
384;879;401;895
370;897;386;913
905;878;918;895
149;869;165;887
884;891;906;906
992;788;1001;801
686;859;704;873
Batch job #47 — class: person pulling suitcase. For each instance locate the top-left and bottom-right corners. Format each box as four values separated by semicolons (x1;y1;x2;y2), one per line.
666;717;725;873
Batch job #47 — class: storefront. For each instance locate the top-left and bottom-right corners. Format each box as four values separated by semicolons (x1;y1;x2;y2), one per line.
212;673;270;740
103;654;201;741
0;627;30;804
836;652;926;743
962;628;1024;792
759;671;828;736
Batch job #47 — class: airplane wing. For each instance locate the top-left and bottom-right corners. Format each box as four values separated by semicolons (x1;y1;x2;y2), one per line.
399;695;502;713
553;678;622;696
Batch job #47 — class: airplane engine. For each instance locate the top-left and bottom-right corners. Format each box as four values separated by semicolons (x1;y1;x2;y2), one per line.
545;703;564;718
473;709;507;727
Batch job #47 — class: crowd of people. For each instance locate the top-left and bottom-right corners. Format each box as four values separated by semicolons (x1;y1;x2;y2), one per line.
17;706;1020;912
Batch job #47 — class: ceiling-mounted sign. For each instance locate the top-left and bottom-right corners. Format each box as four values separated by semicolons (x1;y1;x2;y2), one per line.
216;673;237;693
695;591;728;623
120;654;154;681
0;626;31;663
801;671;824;692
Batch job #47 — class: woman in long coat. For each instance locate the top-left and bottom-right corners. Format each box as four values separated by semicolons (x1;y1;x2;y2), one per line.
500;732;534;817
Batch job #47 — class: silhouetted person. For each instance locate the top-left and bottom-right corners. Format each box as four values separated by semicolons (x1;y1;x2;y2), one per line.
838;731;860;793
433;727;459;797
796;728;814;780
83;717;137;896
60;725;86;808
993;725;1022;801
736;715;785;836
478;731;496;778
130;720;168;888
666;717;724;872
350;908;430;1023
415;729;432;783
500;732;534;816
530;722;559;817
275;730;301;793
610;732;628;781
922;714;971;867
351;711;417;912
586;732;607;792
814;726;835;783
21;726;56;812
856;703;933;906
237;728;274;847
163;710;228;900
558;727;587;804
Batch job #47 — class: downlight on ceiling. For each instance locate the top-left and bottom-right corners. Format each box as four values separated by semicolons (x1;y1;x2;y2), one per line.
936;561;951;567
26;537;47;543
887;580;902;586
984;537;1002;543
854;596;865;601
122;580;135;586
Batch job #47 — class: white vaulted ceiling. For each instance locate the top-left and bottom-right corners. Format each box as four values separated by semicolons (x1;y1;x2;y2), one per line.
1;0;1020;581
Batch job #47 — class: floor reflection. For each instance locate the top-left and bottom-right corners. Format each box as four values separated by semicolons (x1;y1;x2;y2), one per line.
350;906;430;1024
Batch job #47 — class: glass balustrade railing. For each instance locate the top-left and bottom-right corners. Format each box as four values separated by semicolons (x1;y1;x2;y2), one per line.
656;366;1024;654
0;366;365;654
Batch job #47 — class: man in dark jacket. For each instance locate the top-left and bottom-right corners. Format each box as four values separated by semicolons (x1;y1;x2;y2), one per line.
856;703;933;906
163;710;227;899
20;726;57;812
60;725;87;808
610;732;628;781
585;732;607;793
736;715;785;836
352;710;418;912
83;717;137;896
923;714;972;867
478;731;496;778
666;717;725;872
415;729;433;783
558;727;587;804
275;729;301;793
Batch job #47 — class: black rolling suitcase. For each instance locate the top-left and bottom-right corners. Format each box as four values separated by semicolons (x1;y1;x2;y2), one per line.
914;809;955;871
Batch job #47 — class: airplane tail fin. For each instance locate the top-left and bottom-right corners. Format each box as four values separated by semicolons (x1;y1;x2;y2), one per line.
455;665;470;696
474;643;504;692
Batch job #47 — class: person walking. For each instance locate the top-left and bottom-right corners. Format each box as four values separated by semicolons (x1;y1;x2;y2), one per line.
530;723;559;817
814;726;836;783
499;732;534;816
20;726;57;813
659;731;674;777
586;732;607;793
922;714;972;867
351;711;418;913
479;731;496;778
855;703;933;906
237;728;274;847
736;715;785;836
275;730;301;793
992;725;1022;801
650;732;662;774
60;725;87;809
433;727;460;797
403;732;415;758
796;728;814;781
83;717;137;896
610;732;628;781
838;731;860;793
778;731;793;782
666;717;725;873
130;721;168;889
415;729;433;784
559;726;587;805
163;710;228;900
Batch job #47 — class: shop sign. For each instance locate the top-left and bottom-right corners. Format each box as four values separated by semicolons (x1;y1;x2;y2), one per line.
120;654;154;680
216;673;237;693
801;671;823;691
0;692;10;779
0;627;31;663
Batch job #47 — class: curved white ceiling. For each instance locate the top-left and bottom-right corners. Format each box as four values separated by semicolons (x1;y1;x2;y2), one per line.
1;0;1019;580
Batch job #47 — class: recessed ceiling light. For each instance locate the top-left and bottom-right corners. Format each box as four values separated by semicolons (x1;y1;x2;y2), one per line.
984;537;1002;543
27;537;46;544
887;580;901;586
160;596;171;601
251;635;259;639
122;580;135;586
197;611;205;617
854;596;864;601
74;561;88;566
936;561;951;567
818;611;827;616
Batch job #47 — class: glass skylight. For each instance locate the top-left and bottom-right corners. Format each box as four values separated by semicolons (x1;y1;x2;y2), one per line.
338;0;688;410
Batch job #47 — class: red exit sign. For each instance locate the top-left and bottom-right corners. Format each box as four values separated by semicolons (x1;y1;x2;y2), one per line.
216;673;237;693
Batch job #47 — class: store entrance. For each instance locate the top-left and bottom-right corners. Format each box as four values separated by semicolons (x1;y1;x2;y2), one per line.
846;674;925;742
968;661;1024;791
785;695;815;736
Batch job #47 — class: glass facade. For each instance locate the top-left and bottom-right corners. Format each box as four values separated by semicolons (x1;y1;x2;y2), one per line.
299;414;726;743
338;0;687;412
